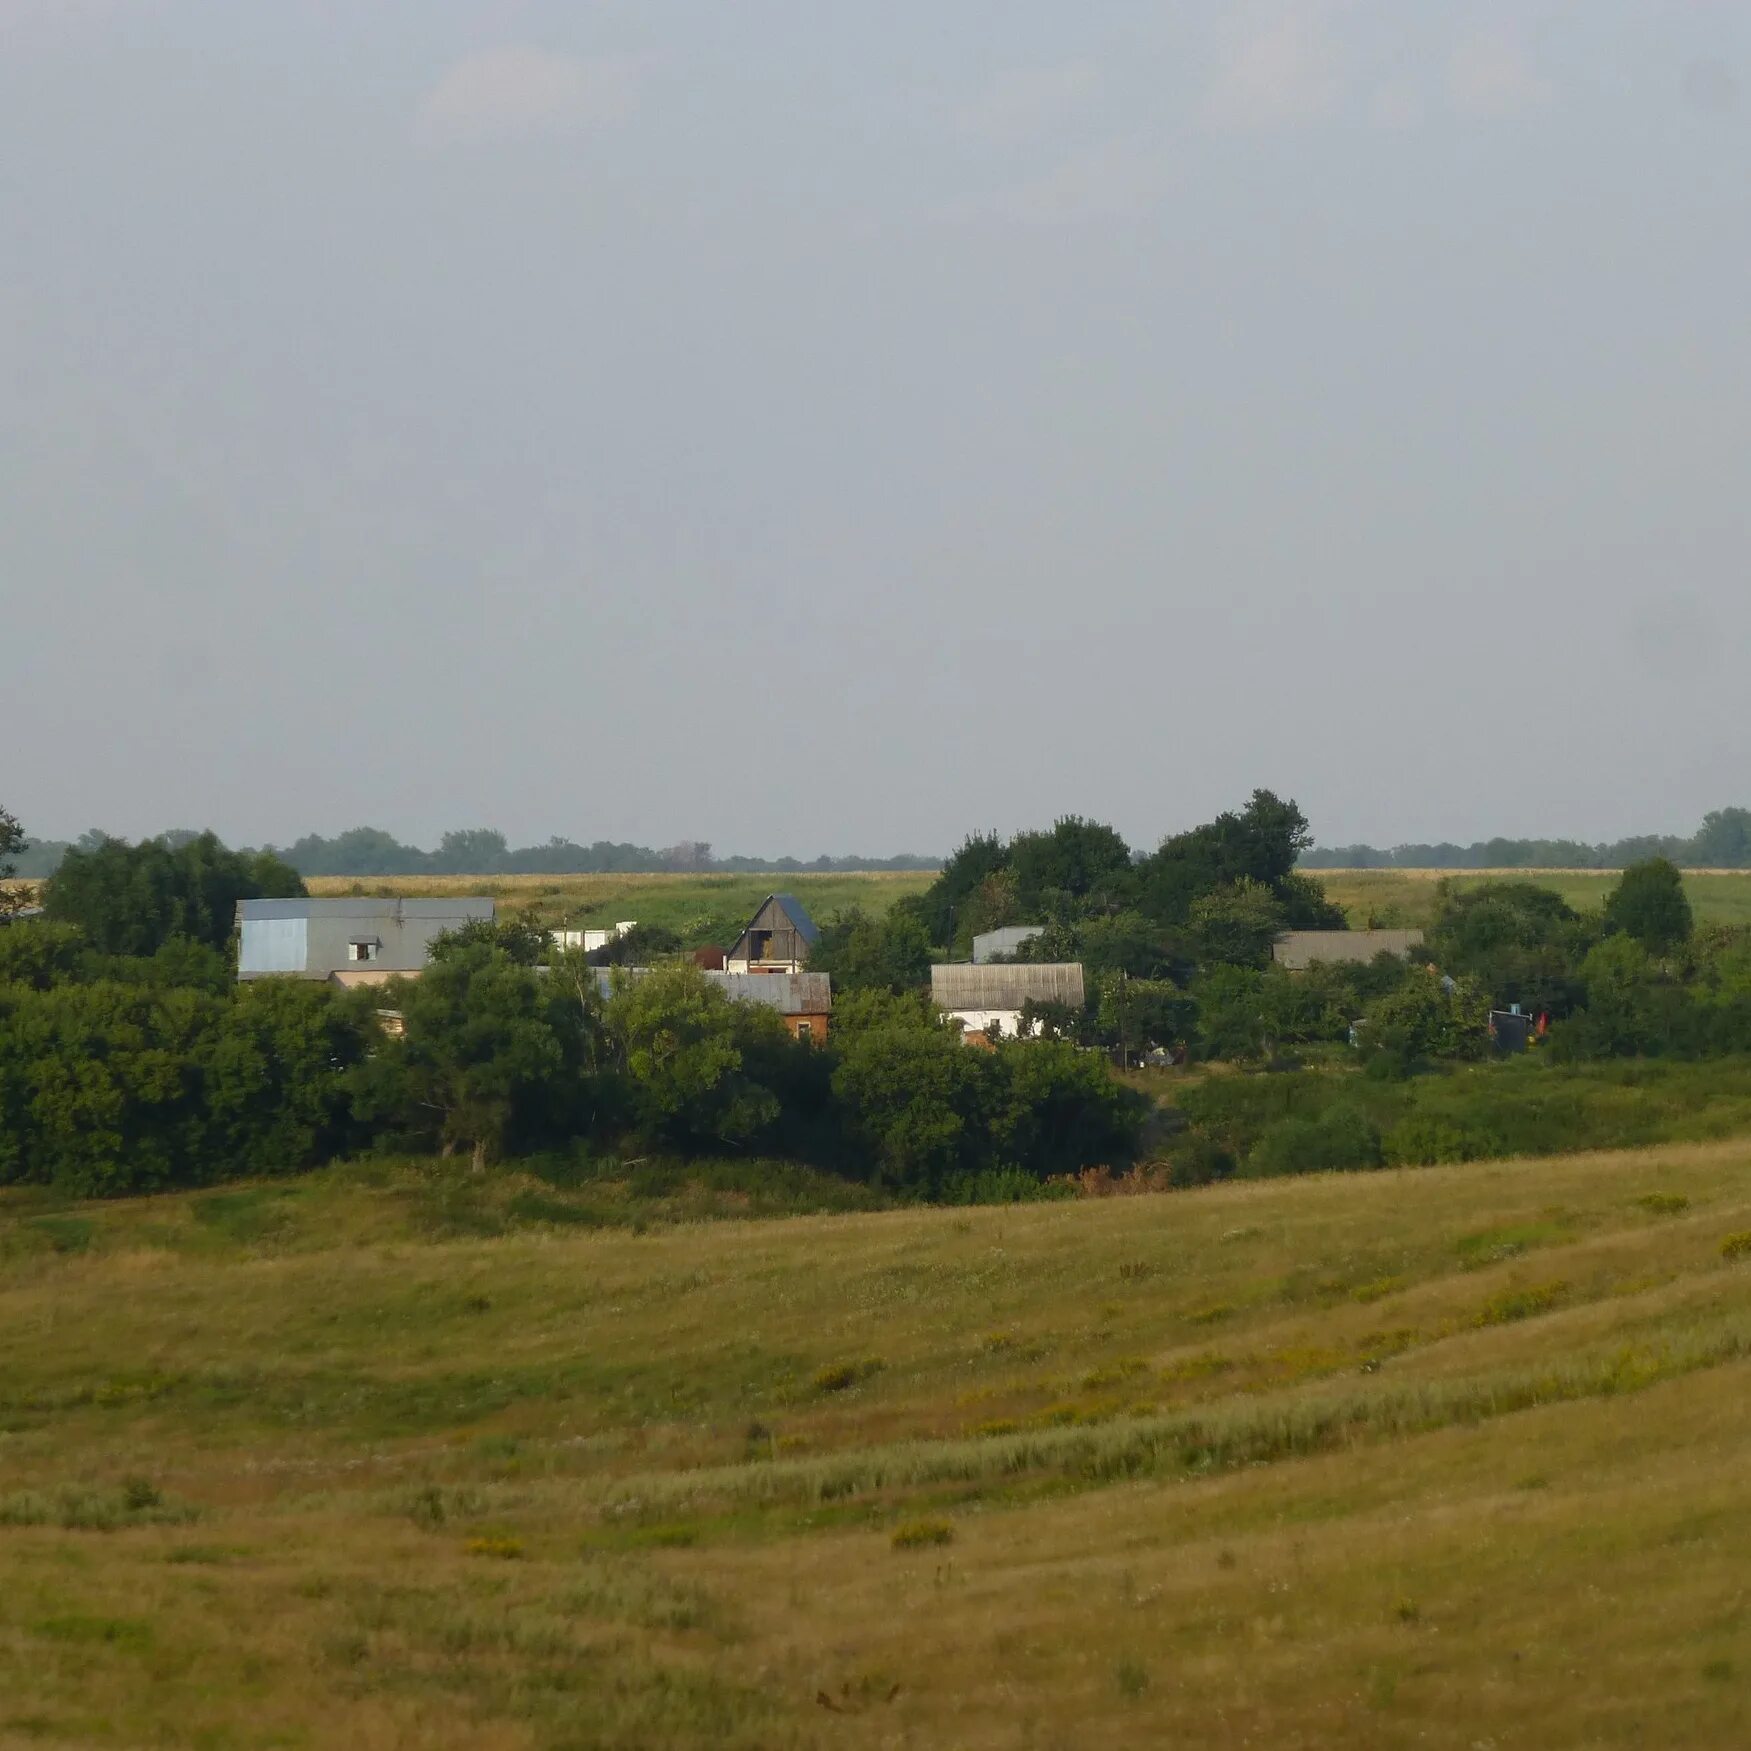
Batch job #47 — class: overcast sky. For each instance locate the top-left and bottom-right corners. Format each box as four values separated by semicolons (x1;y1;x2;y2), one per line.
2;1;1747;857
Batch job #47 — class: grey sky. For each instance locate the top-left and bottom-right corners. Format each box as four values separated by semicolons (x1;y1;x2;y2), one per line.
3;1;1747;857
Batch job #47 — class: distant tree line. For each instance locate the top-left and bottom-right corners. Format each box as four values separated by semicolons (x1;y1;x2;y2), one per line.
7;825;939;881
1300;807;1751;869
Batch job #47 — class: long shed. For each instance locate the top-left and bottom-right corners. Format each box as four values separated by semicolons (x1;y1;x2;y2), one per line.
930;961;1085;1041
1272;929;1424;970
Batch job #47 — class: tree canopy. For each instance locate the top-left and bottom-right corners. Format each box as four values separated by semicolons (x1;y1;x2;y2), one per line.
1603;858;1693;956
44;832;305;956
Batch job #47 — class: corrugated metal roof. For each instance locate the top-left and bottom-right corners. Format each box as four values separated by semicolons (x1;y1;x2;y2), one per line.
931;962;1085;1010
589;967;832;1014
236;898;496;922
1272;929;1424;970
971;925;1045;965
708;971;831;1013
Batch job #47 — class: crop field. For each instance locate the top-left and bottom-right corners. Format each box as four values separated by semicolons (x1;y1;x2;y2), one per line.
3;1143;1750;1747
1312;867;1751;930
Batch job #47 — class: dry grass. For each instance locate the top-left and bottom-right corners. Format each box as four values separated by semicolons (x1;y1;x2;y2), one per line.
3;1139;1751;1745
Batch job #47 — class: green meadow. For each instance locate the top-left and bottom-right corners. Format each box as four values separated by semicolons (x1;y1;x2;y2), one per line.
3;1139;1750;1747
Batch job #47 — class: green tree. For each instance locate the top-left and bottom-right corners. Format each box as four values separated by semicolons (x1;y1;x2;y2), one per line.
356;943;586;1167
45;832;305;956
829;1008;984;1188
808;906;932;995
984;1040;1145;1178
1423;880;1591;1015
1356;969;1490;1071
431;916;551;966
603;964;780;1148
1689;807;1751;868
0;804;25;915
431;828;508;874
912;832;1007;948
1189;878;1285;969
1603;857;1693;956
1136;790;1340;927
1006;817;1134;917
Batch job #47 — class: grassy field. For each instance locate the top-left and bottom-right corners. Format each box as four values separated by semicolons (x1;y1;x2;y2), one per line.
1312;867;1751;929
291;866;1751;937
302;870;935;936
4;1144;1751;1746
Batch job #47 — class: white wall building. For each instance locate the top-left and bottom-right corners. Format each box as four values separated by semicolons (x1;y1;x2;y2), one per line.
929;962;1086;1042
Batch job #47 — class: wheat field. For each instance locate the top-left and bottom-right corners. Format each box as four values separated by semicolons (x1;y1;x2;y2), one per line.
3;1139;1750;1746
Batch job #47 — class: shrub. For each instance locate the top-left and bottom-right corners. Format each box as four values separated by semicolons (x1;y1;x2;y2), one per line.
1636;1193;1690;1216
813;1358;883;1394
465;1534;525;1559
1382;1115;1498;1167
1721;1232;1751;1262
1248;1105;1382;1177
890;1518;953;1550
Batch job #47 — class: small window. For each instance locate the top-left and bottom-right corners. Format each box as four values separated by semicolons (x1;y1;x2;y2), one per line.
796;1020;812;1042
349;940;379;963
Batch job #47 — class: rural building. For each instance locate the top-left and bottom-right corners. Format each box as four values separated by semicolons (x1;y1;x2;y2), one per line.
972;925;1046;964
725;893;819;974
1272;928;1424;970
591;967;832;1041
930;962;1085;1043
235;897;494;982
551;921;636;955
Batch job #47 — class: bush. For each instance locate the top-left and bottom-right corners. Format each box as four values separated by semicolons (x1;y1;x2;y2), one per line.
1247;1105;1382;1177
890;1518;953;1550
1382;1115;1499;1167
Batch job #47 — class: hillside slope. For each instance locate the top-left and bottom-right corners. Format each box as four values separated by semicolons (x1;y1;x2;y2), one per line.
2;1143;1750;1747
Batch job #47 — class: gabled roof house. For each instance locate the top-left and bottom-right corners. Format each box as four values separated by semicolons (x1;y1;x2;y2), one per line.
725;893;819;975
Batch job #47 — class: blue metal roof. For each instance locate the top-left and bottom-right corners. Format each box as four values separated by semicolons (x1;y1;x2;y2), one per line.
770;893;820;944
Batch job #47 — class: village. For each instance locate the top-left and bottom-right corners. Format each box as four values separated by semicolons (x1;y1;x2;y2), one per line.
232;888;1533;1056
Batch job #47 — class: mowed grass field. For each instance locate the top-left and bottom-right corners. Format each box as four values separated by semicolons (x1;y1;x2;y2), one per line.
3;1145;1751;1747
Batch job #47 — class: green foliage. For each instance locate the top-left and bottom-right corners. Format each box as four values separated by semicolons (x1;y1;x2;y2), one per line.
1006;817;1134;918
1189;879;1286;970
1423;880;1591;1017
808;906;933;995
1136;790;1337;927
354;944;593;1167
0;922;229;994
0;978;374;1194
1247;1105;1382;1177
1357;971;1491;1072
0;803;24;910
430;916;552;966
830;1012;986;1186
603;964;781;1150
1604;858;1694;956
45;832;304;956
1689;808;1751;868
